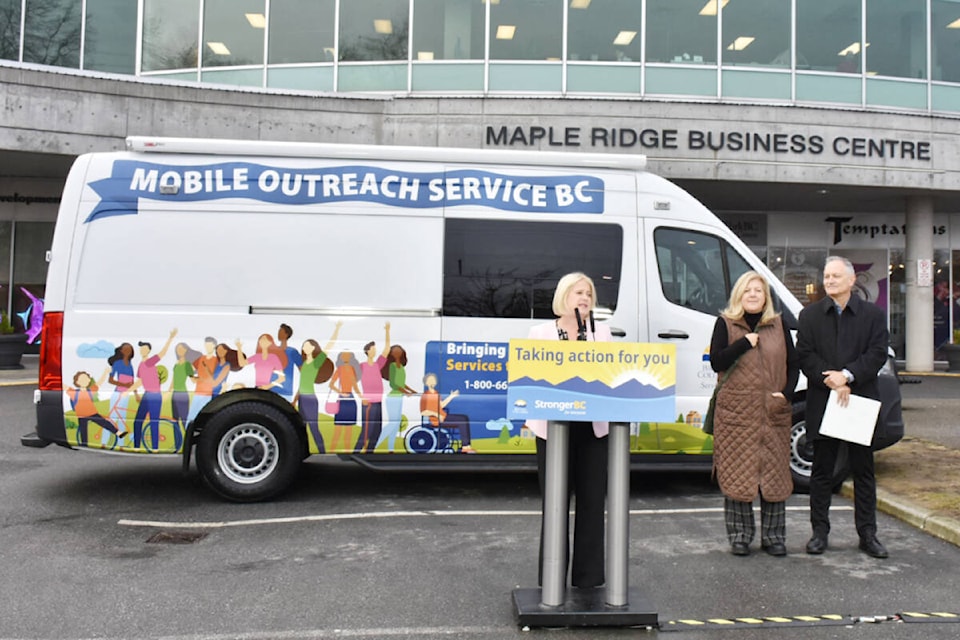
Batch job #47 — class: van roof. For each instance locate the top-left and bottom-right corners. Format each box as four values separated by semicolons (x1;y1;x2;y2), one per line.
126;136;647;172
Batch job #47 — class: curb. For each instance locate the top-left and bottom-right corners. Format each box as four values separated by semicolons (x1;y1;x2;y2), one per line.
840;481;960;548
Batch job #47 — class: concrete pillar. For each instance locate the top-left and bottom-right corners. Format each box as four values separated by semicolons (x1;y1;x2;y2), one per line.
905;196;934;372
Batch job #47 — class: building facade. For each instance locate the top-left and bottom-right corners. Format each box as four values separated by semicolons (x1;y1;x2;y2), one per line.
2;0;960;369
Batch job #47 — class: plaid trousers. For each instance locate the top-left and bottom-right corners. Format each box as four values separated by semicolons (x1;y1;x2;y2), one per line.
724;497;786;545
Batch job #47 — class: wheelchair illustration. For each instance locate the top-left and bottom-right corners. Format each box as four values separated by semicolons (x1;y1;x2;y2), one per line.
404;421;463;454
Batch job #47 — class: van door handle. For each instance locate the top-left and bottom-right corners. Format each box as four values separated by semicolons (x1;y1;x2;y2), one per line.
610;327;626;338
657;330;689;339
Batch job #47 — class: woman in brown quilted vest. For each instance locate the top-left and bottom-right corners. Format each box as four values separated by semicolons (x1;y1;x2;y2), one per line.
710;271;799;557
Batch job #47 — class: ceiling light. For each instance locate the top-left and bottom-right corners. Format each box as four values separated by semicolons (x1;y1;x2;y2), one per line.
948;18;960;28
496;25;516;40
699;0;729;17
207;42;230;55
482;0;500;4
838;42;869;56
417;51;434;61
613;31;637;46
245;13;265;29
571;0;592;8
374;19;393;34
727;36;755;51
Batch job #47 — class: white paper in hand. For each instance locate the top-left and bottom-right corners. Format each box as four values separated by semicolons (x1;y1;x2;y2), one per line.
819;389;881;446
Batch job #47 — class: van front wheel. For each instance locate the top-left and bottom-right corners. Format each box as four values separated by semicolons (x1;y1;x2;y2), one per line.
196;402;301;502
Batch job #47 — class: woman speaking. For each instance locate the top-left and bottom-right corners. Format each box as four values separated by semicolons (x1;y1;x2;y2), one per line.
526;272;612;589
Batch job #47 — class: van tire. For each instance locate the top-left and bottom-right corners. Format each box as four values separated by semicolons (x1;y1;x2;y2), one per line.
195;401;302;502
790;404;850;494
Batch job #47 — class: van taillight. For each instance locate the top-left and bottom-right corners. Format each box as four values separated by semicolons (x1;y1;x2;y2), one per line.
38;312;63;391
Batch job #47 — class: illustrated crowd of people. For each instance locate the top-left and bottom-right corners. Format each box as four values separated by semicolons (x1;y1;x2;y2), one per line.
67;322;472;454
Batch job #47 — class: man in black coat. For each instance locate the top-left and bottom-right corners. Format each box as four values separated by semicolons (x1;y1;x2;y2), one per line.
796;256;890;558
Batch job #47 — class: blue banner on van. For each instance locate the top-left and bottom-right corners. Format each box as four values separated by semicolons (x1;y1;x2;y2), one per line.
85;160;605;222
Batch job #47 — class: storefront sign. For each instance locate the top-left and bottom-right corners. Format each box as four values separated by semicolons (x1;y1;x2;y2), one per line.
485;125;932;162
506;339;676;422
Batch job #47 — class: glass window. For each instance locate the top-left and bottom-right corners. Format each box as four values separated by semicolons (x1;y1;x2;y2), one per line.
721;0;789;68
84;0;137;74
412;0;484;61
0;0;21;61
866;0;927;79
934;249;952;350
142;0;199;72
202;0;265;67
268;0;335;64
797;0;861;73
13;221;53;339
933;0;960;82
654;228;728;315
889;250;905;357
654;227;790;324
489;0;562;61
23;0;81;67
647;0;717;64
568;0;641;63
443;219;622;319
0;221;9;316
340;0;409;62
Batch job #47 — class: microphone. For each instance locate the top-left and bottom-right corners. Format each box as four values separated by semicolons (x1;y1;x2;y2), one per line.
574;308;587;341
589;310;596;338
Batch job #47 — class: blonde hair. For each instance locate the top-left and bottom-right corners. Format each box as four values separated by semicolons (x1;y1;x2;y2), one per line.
552;272;597;317
721;271;778;324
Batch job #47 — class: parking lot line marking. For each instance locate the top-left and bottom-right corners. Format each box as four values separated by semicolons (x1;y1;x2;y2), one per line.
118;505;852;529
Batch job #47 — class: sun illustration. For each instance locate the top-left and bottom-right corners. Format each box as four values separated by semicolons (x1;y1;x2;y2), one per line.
610;366;673;390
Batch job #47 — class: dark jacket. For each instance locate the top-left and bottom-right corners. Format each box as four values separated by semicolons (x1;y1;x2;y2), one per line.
796;294;889;440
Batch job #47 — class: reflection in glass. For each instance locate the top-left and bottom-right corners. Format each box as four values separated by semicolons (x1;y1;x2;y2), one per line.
84;0;137;74
202;0;265;67
489;0;561;61
866;0;926;79
767;246;827;308
340;0;409;62
888;250;905;357
933;249;952;350
12;221;52;336
269;0;335;64
0;0;21;61
23;0;80;67
647;0;717;64
142;0;199;72
412;0;484;61
933;0;960;82
797;0;861;73
443;219;621;319
721;0;789;68
567;0;641;63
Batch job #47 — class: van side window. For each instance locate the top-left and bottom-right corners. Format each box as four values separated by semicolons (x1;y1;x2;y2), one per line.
443;219;622;319
655;228;726;314
654;227;793;323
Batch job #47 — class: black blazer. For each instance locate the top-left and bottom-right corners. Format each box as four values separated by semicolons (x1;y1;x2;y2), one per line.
796;295;889;439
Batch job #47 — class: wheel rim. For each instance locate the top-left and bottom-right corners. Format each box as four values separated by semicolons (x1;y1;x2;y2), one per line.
217;422;279;484
790;420;813;479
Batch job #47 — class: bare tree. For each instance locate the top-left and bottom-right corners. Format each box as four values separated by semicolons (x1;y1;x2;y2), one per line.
20;0;81;67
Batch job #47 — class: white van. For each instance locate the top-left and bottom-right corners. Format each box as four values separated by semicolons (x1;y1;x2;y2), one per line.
24;136;889;501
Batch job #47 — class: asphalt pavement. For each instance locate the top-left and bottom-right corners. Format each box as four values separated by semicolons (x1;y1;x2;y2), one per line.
8;355;960;548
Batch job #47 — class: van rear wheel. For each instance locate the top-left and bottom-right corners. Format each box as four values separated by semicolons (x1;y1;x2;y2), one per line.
196;402;301;502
